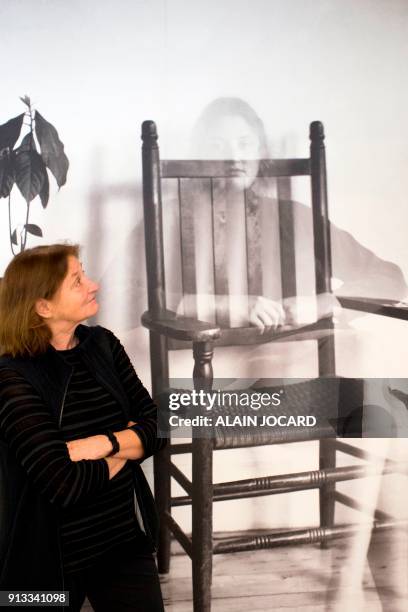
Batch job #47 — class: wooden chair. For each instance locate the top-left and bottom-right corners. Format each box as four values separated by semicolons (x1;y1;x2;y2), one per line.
140;120;401;611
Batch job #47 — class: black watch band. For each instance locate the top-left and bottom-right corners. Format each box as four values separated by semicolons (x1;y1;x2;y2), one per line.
105;430;120;456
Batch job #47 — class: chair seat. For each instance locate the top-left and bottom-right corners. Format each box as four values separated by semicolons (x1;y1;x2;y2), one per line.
212;416;337;449
159;377;364;449
213;377;363;448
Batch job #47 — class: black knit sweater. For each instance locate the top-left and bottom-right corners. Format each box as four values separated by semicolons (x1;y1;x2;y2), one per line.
0;328;163;574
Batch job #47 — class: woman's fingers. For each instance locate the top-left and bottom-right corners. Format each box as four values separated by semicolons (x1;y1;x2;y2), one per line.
66;435;112;461
258;310;275;328
249;309;273;332
66;440;82;462
249;311;266;332
249;294;341;331
260;298;285;324
249;297;285;332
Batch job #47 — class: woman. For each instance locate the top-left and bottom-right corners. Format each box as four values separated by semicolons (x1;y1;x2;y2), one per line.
192;97;408;612
185;97;407;329
0;244;166;611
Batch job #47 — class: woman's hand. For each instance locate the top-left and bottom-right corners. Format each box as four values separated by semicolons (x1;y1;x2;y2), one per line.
247;293;341;332
66;420;138;462
66;434;112;461
249;296;285;332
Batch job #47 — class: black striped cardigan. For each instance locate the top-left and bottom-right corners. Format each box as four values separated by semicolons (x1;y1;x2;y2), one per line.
0;325;166;592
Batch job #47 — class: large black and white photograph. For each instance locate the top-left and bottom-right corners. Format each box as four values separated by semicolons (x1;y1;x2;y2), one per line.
1;1;408;611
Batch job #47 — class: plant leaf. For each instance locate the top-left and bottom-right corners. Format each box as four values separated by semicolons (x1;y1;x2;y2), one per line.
0;153;15;198
24;223;43;237
14;134;46;202
39;166;49;208
0;114;25;152
11;229;18;246
19;95;31;108
34;111;69;187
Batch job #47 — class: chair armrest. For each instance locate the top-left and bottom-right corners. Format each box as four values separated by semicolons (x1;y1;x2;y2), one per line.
337;296;408;321
141;309;221;342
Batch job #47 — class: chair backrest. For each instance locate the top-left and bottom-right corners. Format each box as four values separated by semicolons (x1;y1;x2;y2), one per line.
141;120;332;341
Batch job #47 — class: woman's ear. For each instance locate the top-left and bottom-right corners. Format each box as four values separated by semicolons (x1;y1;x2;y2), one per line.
35;298;52;319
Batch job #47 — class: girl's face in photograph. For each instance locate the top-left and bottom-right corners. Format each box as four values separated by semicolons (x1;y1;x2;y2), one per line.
200;114;262;190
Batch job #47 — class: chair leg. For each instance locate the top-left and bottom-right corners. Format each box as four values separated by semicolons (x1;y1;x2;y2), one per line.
192;340;214;611
192;437;213;612
319;438;336;549
154;444;171;573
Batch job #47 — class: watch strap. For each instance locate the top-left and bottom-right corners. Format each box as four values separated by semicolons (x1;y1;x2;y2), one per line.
106;430;120;456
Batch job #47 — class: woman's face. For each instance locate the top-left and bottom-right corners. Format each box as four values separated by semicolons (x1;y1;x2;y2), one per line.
200;114;262;189
39;255;99;327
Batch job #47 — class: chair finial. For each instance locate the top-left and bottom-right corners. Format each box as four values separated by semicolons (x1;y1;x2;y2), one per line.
310;121;325;142
141;120;158;144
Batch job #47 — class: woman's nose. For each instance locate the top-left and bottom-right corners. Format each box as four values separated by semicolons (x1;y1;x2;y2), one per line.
229;142;249;162
87;276;99;293
229;144;241;160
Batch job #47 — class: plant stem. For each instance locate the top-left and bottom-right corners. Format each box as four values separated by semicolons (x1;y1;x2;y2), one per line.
21;100;34;251
8;194;16;256
28;100;34;134
22;200;30;251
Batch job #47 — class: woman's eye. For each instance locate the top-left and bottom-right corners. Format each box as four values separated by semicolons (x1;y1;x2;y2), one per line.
239;141;251;151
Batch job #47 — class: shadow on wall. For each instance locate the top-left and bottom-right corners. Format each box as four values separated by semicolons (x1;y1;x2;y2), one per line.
86;182;148;333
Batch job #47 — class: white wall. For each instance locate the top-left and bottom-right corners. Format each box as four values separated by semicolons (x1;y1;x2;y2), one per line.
2;0;408;531
2;0;408;275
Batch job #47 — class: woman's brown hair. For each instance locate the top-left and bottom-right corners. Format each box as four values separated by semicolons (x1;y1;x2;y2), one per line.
0;244;80;357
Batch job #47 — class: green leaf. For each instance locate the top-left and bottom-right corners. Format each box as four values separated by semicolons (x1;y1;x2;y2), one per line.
34;111;69;187
0;153;15;198
14;134;46;202
39;166;49;208
11;229;18;246
24;223;43;237
0;114;25;152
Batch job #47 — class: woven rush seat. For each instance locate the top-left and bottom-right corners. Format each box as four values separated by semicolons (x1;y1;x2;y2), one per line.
212;423;334;448
157;377;364;448
212;376;363;448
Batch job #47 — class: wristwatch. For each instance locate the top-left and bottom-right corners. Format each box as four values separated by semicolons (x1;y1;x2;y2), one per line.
105;430;120;456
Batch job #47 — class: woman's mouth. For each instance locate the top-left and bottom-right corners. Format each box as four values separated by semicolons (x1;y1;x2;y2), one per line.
227;167;246;176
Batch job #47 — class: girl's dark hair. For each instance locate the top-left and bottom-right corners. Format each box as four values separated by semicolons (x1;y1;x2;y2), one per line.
0;243;80;357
